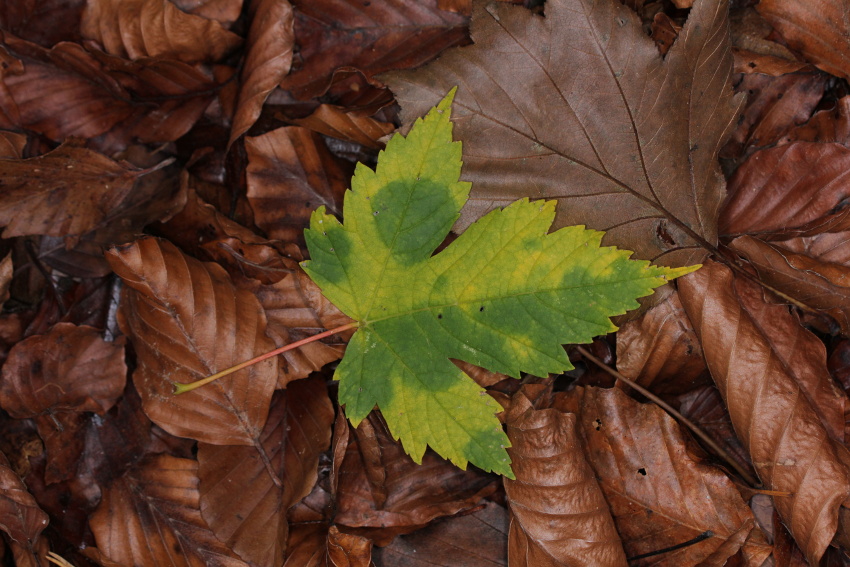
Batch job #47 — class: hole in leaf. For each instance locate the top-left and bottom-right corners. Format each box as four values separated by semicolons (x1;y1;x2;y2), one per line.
637;468;647;476
479;306;485;312
437;313;443;319
593;419;602;430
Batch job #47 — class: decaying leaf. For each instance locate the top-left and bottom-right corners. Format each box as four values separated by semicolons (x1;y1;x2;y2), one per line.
303;91;695;475
281;0;468;99
89;454;249;567
757;0;850;81
106;236;277;446
0;142;145;239
198;377;334;567
388;0;744;267
504;390;627;567
556;386;770;566
228;0;294;146
0;451;48;547
291;105;396;149
81;0;242;64
679;260;850;565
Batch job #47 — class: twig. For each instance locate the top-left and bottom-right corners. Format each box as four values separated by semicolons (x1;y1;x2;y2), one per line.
573;345;760;487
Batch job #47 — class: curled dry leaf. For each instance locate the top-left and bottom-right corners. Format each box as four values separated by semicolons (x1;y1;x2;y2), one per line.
0;130;25;158
731;235;850;337
504;391;627;567
333;412;498;541
721;72;827;161
282;0;468;100
106;236;277;446
554;386;768;566
388;0;743;267
0;141;144;239
228;0;294;146
0;252;11;310
198;377;334;567
245;126;348;245
616;290;707;396
785;96;850;146
81;0;242;64
729;7;807;76
372;501;507;567
721;142;850;238
170;0;243;25
0;32;217;147
678;261;850;565
0;323;126;418
89;454;248;567
291;104;396;149
757;0;850;81
0;451;48;547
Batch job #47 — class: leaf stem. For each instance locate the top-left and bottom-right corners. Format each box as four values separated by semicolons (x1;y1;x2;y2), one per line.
573;345;760;488
173;322;359;395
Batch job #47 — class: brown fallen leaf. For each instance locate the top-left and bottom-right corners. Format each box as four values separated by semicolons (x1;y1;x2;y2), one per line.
281;0;468;100
388;0;744;267
720;142;850;239
720;72;827;162
291;104;396;149
0;32;217;148
730;7;807;76
198;377;334;567
106;236;277;446
679;261;850;565
228;0;294;147
0;323;126;419
555;385;769;566
616;290;707;396
245;126;348;245
284;524;374;567
650;12;681;57
0;130;25;158
731;235;850;337
170;0;243;25
0;451;48;549
333;412;498;543
372;501;507;566
0;0;85;48
785;96;850;146
81;0;242;64
0;141;148;240
757;0;850;81
504;390;627;567
89;454;249;567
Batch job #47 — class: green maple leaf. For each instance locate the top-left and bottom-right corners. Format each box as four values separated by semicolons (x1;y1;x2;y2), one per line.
301;89;697;477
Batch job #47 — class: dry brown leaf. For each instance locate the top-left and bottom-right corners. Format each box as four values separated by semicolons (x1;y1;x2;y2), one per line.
757;0;850;81
0;451;48;548
291;105;395;149
678;261;850;565
198;377;334;567
731;235;850;337
371;501;507;566
650;12;681;57
245;126;348;245
0;142;146;239
0;33;217;148
284;524;374;567
730;7;807;75
720;142;850;239
786;96;850;146
281;0;468;100
89;454;249;567
504;390;627;567
333;412;498;542
0;130;26;158
554;386;768;566
228;0;294;147
106;236;277;446
0;0;85;48
388;0;743;267
616;290;707;396
81;0;242;64
0;253;12;310
0;323;125;419
720;72;827;162
170;0;243;25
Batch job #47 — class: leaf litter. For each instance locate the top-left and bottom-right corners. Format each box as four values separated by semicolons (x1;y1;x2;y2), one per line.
0;0;849;565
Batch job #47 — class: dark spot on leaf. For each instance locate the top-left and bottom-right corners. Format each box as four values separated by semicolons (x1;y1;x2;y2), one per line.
31;360;42;375
479;306;485;312
656;222;676;247
437;313;442;319
777;92;783;99
638;467;647;476
593;418;602;430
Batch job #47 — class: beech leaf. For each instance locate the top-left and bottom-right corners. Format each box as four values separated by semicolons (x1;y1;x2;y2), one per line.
387;0;744;267
302;91;697;476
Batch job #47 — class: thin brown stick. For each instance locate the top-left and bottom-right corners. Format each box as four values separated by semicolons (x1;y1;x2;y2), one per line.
573;345;760;487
